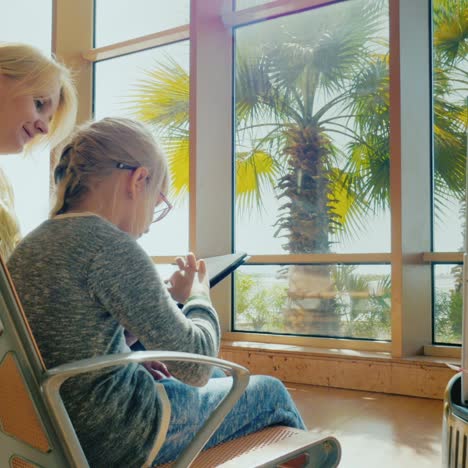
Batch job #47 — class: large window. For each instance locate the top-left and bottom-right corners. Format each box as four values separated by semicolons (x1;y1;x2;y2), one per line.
0;1;53;237
431;0;467;345
95;0;189;47
49;0;467;355
434;264;463;344
233;0;391;339
235;264;391;339
93;2;190;257
94;42;190;256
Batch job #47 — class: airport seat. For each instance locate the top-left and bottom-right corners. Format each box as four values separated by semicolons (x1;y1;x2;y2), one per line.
0;255;341;467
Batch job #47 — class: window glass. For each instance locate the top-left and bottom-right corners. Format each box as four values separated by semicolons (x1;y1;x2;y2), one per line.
234;264;391;339
0;0;53;238
432;0;467;252
232;0;391;340
431;0;467;345
95;0;190;47
433;263;462;345
94;41;190;256
234;0;390;255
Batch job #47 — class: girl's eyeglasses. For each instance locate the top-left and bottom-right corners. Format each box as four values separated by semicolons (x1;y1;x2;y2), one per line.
153;192;172;223
116;162;172;223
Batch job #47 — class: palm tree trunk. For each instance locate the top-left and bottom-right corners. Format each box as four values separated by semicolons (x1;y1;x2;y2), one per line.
276;126;341;335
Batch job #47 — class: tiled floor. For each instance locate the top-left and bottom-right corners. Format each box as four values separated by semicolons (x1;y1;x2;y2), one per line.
286;383;443;468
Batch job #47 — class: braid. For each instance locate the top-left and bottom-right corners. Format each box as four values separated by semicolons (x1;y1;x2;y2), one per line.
50;143;88;217
54;143;73;184
50;117;170;218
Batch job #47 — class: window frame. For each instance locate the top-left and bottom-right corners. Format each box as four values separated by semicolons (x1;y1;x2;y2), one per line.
53;0;459;358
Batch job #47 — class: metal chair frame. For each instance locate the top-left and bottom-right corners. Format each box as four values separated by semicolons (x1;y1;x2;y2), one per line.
0;255;341;467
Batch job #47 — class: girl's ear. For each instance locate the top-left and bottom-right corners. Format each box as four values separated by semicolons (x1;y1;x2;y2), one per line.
128;167;150;198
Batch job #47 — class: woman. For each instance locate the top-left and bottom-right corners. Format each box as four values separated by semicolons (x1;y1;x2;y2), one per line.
8;117;305;467
0;42;77;259
0;42;76;154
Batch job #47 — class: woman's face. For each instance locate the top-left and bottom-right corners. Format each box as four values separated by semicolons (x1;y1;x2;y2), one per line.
0;75;60;154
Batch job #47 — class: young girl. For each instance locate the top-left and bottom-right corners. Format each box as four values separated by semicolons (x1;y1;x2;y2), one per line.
0;42;77;259
8;117;305;467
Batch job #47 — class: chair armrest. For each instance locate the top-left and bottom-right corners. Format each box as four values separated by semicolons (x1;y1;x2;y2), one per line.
42;351;250;468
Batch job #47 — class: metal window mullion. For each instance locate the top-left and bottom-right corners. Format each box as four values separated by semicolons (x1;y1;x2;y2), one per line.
189;0;234;333
246;253;392;265
222;0;345;27
390;0;432;357
82;25;190;63
422;252;464;263
53;0;93;125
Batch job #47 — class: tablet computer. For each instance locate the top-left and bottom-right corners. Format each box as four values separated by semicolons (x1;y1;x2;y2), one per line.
204;252;249;288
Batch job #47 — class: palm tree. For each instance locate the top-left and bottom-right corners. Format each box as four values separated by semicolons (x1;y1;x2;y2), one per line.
130;58;279;212
129;0;467;336
233;0;388;335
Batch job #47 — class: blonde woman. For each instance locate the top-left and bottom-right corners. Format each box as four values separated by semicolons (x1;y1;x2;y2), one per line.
0;42;77;259
8;117;305;467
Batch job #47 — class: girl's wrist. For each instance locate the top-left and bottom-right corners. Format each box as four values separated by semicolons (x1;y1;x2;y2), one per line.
185;293;211;303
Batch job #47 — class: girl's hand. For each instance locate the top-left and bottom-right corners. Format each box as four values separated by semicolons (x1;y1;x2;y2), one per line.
124;329;138;346
166;252;210;304
142;361;172;380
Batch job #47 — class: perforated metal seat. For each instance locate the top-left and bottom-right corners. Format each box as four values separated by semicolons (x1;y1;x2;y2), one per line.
157;426;340;468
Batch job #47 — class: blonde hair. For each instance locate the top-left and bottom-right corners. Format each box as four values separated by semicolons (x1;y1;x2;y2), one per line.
51;117;169;216
0;42;77;149
0;168;21;261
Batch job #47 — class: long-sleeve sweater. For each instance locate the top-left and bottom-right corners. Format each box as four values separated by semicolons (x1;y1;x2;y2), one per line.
7;214;220;467
0;167;21;260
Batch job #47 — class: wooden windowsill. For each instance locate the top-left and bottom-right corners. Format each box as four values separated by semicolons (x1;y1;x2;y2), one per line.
220;339;459;399
221;339;460;366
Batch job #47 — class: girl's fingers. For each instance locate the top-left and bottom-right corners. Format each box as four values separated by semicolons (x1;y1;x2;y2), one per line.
186;252;197;270
155;362;171;378
198;259;207;276
143;361;172;380
175;254;200;273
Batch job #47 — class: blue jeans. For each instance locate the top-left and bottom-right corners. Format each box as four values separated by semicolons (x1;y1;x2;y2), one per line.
152;369;306;465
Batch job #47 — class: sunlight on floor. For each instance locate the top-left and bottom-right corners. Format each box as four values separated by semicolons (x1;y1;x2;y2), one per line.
287;383;443;468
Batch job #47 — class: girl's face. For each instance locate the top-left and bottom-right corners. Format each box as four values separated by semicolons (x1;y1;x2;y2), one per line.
0;75;60;154
134;183;165;238
117;167;160;239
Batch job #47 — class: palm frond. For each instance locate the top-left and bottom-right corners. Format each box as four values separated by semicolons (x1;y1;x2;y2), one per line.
127;55;190;130
433;97;467;197
433;0;468;67
328;167;372;242
345;54;389;134
159;127;189;204
235;46;276;125
332;265;369;293
235;149;279;215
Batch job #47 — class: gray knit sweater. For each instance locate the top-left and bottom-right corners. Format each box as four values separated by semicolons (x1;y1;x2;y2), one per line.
7;214;220;467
